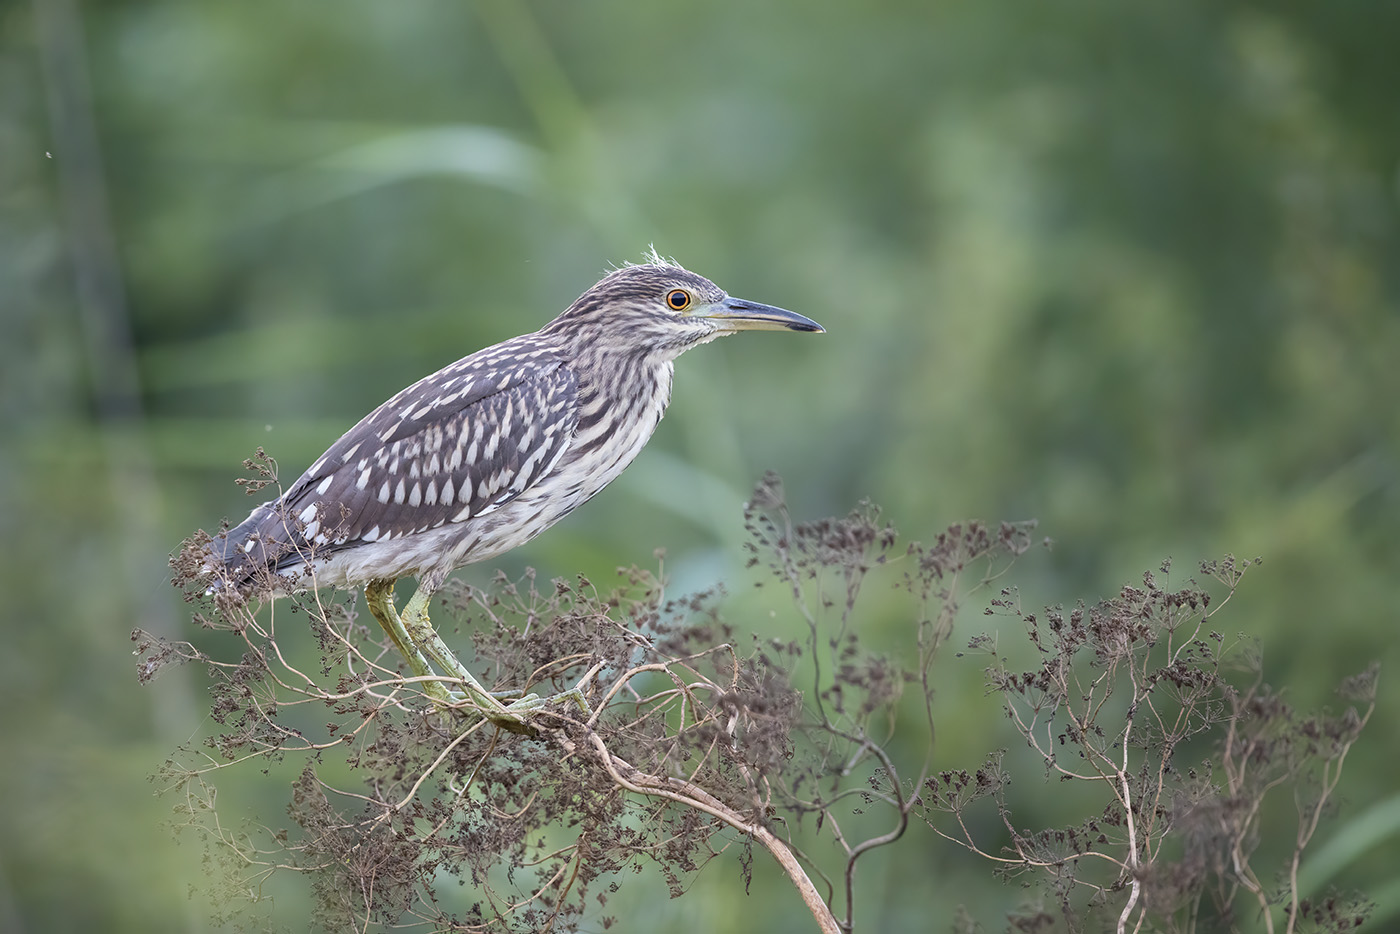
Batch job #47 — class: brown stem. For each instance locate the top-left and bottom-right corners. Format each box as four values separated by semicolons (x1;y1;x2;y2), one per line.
579;730;840;934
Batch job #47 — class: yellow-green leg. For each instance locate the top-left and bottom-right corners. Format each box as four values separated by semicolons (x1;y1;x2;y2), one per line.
398;582;545;728
364;579;452;703
364;579;583;733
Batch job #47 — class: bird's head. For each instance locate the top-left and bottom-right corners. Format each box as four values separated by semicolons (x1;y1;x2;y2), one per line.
543;256;823;359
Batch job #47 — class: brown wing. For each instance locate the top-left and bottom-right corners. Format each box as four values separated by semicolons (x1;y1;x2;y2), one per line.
217;341;578;578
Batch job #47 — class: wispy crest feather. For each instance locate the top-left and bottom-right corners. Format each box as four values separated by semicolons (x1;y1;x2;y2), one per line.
619;244;680;270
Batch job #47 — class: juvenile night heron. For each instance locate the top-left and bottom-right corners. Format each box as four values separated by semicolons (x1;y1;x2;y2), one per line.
209;254;822;729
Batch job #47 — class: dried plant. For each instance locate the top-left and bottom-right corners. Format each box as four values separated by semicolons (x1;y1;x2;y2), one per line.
143;467;1375;933
917;559;1377;934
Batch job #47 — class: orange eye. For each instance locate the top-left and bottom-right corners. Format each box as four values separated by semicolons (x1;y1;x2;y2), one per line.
666;289;691;311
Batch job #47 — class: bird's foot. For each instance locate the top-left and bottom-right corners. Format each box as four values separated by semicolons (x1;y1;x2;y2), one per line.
431;685;591;735
492;684;591;717
416;686;543;735
494;687;591;732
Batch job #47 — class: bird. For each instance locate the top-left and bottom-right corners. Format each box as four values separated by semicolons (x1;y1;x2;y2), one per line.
208;252;823;730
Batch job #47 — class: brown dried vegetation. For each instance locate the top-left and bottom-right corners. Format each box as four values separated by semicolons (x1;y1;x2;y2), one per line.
145;469;1376;933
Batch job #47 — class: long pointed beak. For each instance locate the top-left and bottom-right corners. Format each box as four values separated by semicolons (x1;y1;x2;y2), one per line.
701;297;825;333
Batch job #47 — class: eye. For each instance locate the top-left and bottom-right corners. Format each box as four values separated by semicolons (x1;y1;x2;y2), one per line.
666;289;691;311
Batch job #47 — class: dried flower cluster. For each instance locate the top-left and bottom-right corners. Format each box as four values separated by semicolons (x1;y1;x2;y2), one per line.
144;469;1375;933
920;557;1377;933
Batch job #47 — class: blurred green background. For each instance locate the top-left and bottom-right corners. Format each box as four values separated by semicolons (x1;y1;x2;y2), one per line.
4;0;1398;930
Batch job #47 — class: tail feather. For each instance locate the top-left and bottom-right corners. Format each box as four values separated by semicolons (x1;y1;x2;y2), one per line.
206;501;306;592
